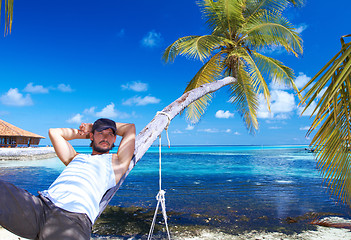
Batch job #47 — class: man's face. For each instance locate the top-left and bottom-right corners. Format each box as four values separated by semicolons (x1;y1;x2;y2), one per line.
90;128;116;154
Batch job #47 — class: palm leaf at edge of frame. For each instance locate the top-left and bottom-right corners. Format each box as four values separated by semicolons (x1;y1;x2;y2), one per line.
0;0;14;36
304;46;351;119
302;35;351;207
299;44;351;117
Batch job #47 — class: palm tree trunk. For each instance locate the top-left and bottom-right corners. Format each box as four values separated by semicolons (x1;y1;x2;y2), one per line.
98;76;236;215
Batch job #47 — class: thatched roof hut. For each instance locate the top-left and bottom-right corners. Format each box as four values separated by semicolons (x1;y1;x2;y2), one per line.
0;119;45;147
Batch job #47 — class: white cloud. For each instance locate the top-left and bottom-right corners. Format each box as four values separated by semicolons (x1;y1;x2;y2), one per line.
275;113;289;120
295;24;308;34
257;90;296;119
83;107;96;115
94;103;131;119
186;124;194;130
198;128;232;133
67;113;84;124
172;129;183;134
271;90;296;113
123;95;160;106
257;109;274;119
198;128;219;133
0;88;33;106
234;131;240;135
269;126;282;129
23;82;49;94
57;84;74;92
141;30;162;48
96;103;118;118
121;81;148;92
295;72;311;90
299;126;310;131
297;101;318;117
215;110;234;119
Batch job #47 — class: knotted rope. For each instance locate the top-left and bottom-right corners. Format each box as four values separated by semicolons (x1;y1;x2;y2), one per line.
147;111;172;240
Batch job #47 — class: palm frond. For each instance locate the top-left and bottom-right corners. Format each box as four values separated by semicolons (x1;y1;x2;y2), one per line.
301;36;351;206
163;35;229;63
301;41;351;115
229;62;259;133
242;9;303;57
235;49;271;108
0;0;14;35
199;0;245;37
245;0;289;17
184;53;224;123
252;51;300;95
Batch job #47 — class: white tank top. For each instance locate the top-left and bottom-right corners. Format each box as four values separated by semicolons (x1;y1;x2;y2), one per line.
42;154;116;223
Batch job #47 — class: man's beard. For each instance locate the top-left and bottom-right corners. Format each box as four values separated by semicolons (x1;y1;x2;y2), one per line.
92;140;114;154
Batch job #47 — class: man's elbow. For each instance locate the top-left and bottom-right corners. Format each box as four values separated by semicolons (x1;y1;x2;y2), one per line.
48;128;55;138
48;128;60;138
129;124;136;133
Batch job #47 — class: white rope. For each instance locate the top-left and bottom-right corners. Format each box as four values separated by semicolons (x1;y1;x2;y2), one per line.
147;112;172;240
156;111;171;147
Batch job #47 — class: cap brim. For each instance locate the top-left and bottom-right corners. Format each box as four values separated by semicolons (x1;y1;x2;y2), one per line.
94;126;116;134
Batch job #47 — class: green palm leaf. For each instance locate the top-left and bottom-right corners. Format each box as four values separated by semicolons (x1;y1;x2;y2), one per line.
163;35;229;63
252;51;300;95
199;0;245;37
300;35;351;206
229;65;259;133
236;49;270;107
243;10;302;57
184;53;224;123
0;0;14;35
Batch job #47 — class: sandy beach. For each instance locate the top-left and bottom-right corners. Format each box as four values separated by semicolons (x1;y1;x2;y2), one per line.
1;225;350;240
0;147;56;160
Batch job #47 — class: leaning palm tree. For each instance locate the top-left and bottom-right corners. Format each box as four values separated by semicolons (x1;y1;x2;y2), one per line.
163;0;303;133
300;34;351;207
0;0;14;35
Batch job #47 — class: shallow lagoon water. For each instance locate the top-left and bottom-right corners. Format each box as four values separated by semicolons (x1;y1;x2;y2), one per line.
0;145;350;237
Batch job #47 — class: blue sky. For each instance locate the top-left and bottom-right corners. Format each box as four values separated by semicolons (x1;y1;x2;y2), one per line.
0;0;349;146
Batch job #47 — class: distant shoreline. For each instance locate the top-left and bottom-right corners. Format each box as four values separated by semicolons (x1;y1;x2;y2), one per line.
0;147;56;160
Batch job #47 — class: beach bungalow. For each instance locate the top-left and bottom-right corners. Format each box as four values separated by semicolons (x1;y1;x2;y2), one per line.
0;119;45;147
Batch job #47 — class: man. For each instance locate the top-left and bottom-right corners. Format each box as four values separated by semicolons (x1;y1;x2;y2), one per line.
0;118;136;240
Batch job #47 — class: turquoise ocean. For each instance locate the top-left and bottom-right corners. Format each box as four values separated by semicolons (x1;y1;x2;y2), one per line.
0;145;350;237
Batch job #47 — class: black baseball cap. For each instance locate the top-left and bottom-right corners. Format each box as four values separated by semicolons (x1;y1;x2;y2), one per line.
92;118;117;134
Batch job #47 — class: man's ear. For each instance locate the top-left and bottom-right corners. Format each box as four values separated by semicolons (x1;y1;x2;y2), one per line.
89;132;94;141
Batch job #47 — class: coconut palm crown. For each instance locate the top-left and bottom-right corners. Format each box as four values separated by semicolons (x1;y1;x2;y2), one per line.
163;0;303;133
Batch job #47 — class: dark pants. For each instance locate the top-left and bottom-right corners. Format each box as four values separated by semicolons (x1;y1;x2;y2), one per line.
0;180;92;240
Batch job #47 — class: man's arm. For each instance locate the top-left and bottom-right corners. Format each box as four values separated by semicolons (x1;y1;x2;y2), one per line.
113;123;136;181
48;127;89;166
